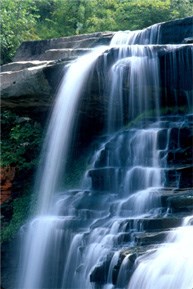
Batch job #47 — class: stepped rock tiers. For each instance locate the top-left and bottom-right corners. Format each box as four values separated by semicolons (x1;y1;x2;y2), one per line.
1;16;193;289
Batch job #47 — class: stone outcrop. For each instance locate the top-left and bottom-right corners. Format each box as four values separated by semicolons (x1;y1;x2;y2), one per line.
0;31;113;112
13;32;113;61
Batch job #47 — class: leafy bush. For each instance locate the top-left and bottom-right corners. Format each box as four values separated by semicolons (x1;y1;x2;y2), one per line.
1;110;43;170
0;0;39;64
1;0;193;64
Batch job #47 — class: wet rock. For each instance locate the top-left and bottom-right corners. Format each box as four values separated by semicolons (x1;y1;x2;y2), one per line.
158;16;193;44
164;165;193;188
123;217;182;232
112;251;137;287
160;189;193;209
90;253;113;284
168;127;193;150
167;147;193;166
157;129;168;150
89;167;122;192
166;192;193;211
134;231;168;246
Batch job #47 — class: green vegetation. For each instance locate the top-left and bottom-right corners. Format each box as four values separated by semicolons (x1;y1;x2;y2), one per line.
126;105;188;128
0;0;38;64
63;149;92;189
1;0;193;64
1;110;43;170
1;110;42;242
1;191;36;242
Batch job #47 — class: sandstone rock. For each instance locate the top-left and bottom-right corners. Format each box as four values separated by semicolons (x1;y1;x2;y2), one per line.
0;61;65;109
41;48;93;61
0;167;16;204
1;60;54;73
13;32;113;61
1;63;52;103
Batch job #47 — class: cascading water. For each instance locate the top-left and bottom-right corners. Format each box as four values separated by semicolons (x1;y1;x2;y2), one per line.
108;26;160;132
17;22;193;289
107;46;160;132
128;216;193;289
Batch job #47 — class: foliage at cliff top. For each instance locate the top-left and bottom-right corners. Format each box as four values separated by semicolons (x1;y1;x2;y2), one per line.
1;0;193;64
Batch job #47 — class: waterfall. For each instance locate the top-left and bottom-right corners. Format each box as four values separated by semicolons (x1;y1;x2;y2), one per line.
35;46;108;214
108;27;160;132
17;22;193;289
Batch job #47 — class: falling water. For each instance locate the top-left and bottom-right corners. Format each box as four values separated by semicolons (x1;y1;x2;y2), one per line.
35;46;108;214
108;28;160;132
17;22;193;289
128;216;193;289
17;46;108;289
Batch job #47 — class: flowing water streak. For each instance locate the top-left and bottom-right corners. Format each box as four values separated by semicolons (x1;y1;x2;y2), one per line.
17;46;108;289
108;28;160;133
35;46;108;214
127;216;193;289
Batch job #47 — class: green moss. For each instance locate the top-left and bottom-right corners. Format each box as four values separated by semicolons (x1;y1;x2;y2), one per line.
1;109;42;243
63;149;91;189
1;190;36;243
1;109;43;170
125;106;187;128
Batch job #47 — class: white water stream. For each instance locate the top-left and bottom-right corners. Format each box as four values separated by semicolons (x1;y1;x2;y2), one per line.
17;46;108;289
128;216;193;289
